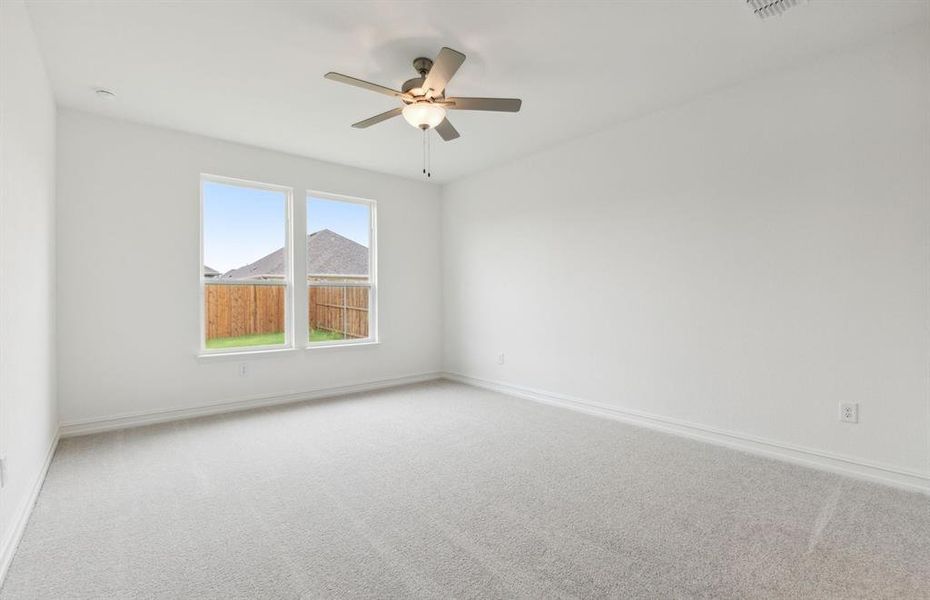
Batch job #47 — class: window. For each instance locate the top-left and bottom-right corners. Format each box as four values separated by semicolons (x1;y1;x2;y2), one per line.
201;176;292;352
306;193;376;345
199;178;374;354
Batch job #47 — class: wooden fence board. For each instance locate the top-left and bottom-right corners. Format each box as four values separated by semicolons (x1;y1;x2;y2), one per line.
205;282;369;341
308;285;369;339
205;283;285;340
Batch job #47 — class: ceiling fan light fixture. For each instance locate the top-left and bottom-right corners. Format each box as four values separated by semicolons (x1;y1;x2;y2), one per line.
402;102;446;130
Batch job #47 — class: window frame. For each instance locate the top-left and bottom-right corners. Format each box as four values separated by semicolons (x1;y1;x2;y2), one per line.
304;189;378;349
199;173;295;355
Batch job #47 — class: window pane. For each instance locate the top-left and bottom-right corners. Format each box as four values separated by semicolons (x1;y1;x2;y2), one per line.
204;282;286;348
203;180;288;349
308;285;370;341
307;196;371;342
306;197;369;282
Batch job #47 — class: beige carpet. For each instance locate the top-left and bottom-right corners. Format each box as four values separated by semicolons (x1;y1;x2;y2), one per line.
2;380;928;599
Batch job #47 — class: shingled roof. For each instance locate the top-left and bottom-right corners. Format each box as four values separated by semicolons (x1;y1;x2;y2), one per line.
222;229;368;279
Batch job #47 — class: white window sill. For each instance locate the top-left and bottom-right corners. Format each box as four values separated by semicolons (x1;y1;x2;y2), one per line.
197;347;296;361
304;340;380;351
197;340;380;361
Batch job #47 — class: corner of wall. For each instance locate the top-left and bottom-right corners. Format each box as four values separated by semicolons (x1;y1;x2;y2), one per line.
0;0;60;585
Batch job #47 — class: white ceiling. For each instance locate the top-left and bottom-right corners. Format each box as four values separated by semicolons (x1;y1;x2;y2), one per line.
26;1;928;184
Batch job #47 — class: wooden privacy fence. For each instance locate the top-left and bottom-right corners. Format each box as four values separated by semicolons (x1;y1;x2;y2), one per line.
204;281;370;340
308;285;370;339
205;281;285;340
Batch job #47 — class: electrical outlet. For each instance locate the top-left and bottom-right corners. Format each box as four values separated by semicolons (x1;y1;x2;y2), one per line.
497;353;505;365
238;363;248;377
840;402;858;423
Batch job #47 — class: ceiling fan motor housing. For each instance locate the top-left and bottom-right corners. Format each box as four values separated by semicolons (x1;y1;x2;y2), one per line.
401;77;425;97
403;57;445;100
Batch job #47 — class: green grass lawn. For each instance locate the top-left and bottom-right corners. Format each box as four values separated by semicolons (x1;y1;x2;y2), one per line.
310;329;345;342
205;329;345;349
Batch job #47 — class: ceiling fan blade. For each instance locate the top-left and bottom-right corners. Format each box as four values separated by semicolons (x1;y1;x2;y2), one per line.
324;72;408;99
351;107;403;128
445;97;522;112
422;47;466;97
434;118;460;141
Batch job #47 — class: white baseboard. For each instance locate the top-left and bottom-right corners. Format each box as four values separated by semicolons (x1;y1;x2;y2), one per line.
442;372;930;495
0;430;60;586
60;372;442;438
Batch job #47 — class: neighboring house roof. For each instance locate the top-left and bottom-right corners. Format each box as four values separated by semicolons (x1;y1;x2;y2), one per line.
203;265;220;276
222;229;368;279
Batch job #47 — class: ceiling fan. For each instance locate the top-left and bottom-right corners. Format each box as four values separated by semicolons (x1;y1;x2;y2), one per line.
324;47;522;142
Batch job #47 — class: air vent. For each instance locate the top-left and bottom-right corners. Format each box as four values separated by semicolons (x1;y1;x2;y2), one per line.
747;0;800;19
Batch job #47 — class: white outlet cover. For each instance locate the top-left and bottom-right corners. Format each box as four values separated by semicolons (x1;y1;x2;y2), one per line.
840;402;859;423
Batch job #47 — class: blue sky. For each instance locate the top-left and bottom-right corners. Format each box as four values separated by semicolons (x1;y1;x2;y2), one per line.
307;196;369;248
203;181;369;273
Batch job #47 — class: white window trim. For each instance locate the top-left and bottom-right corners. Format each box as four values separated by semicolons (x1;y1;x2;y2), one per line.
304;189;378;349
199;173;295;356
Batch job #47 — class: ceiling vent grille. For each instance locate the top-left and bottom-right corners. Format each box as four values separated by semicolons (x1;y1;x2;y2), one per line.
747;0;800;19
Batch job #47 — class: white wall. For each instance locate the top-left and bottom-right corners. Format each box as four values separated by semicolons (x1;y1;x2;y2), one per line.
442;26;930;477
0;0;58;571
56;110;442;424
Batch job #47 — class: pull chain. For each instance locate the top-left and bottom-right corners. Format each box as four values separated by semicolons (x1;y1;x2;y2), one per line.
419;127;433;179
